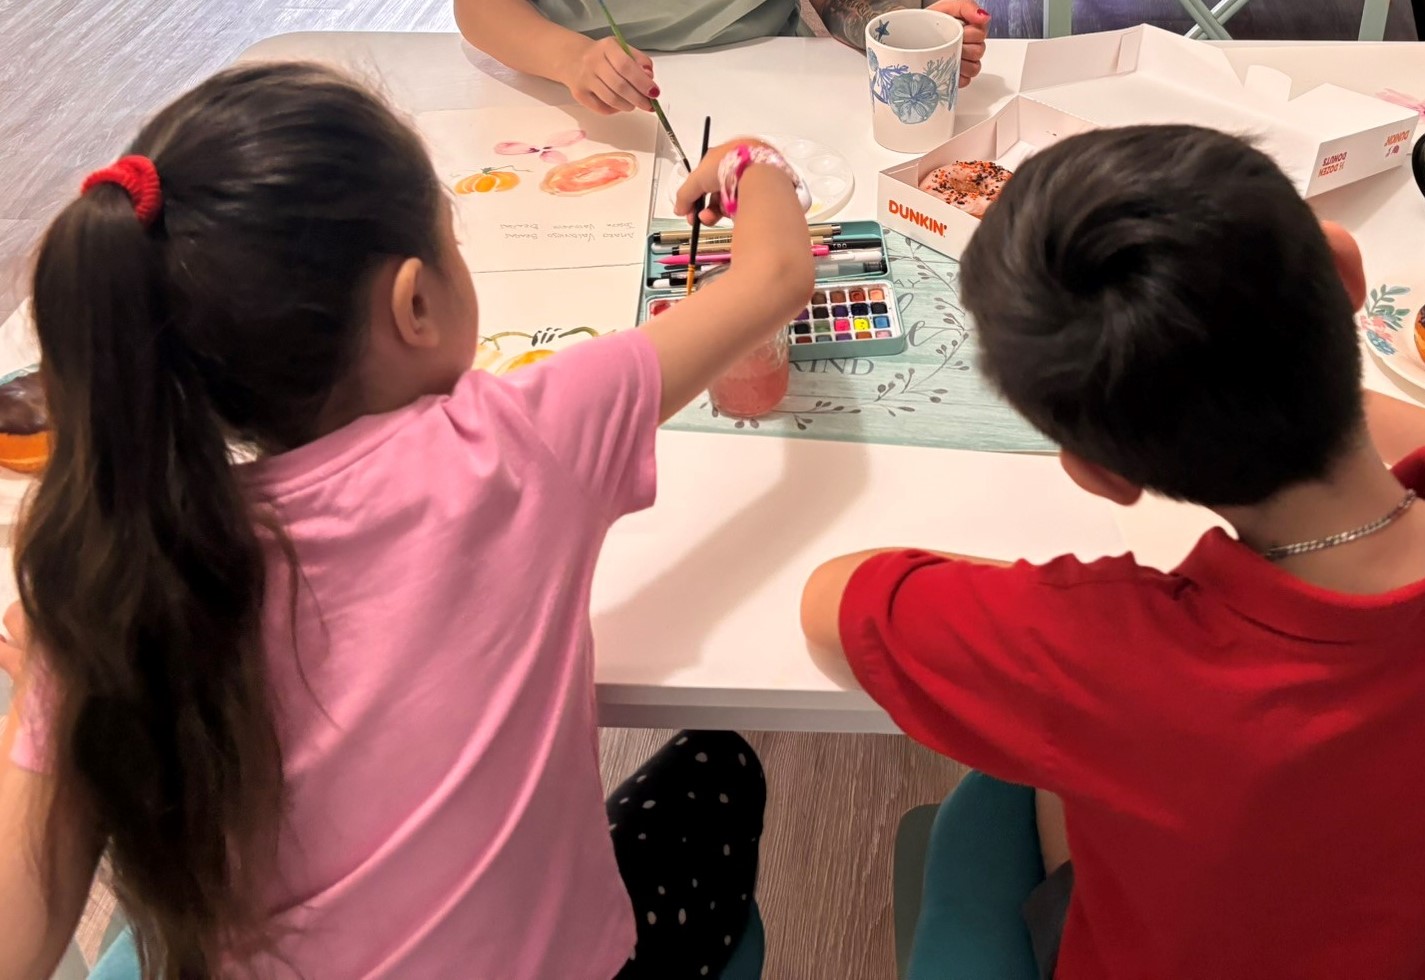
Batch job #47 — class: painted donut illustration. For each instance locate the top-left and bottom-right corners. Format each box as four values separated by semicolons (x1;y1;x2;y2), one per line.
539;152;639;196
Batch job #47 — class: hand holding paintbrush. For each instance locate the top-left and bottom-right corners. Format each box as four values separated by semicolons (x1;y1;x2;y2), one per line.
642;140;815;419
594;0;691;168
669;137;816;287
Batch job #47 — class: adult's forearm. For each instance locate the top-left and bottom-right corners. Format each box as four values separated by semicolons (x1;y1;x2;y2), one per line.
454;0;590;83
818;0;912;50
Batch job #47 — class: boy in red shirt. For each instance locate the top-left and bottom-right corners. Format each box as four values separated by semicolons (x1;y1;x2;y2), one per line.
801;125;1425;979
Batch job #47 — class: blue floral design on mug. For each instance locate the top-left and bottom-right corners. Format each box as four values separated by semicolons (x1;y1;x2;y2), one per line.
925;55;960;112
869;47;960;122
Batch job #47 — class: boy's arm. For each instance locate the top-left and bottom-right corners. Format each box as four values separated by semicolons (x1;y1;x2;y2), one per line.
453;0;656;114
802;546;1093;791
801;548;1007;684
1365;390;1425;468
813;0;990;85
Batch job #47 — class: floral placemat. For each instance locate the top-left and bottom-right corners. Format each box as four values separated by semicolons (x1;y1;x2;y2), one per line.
662;228;1054;455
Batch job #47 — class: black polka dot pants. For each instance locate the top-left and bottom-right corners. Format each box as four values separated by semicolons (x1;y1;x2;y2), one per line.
607;731;766;979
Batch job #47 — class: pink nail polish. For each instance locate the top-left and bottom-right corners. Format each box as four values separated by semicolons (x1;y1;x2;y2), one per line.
977;7;990;16
651;86;661;98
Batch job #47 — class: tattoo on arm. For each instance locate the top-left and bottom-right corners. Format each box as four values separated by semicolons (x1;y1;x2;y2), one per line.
819;0;912;51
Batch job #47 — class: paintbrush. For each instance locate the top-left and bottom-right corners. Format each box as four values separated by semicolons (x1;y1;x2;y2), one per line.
685;116;712;296
654;222;843;246
593;0;692;172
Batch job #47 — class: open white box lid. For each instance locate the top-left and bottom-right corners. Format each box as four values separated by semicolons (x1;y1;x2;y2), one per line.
1010;25;1417;196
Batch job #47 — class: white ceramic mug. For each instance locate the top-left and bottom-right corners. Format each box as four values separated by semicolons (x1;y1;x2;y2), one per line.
865;9;964;154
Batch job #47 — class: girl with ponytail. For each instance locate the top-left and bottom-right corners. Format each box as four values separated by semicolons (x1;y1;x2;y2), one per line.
0;61;812;979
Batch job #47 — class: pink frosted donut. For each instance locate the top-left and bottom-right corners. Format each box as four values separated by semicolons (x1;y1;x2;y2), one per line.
918;161;1014;219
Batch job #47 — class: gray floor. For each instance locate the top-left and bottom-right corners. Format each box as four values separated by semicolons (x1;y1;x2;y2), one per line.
1;1;1416;977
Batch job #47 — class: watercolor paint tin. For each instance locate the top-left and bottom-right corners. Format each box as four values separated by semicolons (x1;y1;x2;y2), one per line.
640;220;907;362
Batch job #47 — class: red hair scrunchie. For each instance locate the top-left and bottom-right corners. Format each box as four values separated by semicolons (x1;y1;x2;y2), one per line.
80;155;163;228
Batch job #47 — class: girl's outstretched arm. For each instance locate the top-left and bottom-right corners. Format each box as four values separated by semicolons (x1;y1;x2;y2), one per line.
0;703;101;979
641;140;817;422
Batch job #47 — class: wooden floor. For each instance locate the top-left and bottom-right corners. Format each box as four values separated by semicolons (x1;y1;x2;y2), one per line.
600;730;965;980
0;1;1417;977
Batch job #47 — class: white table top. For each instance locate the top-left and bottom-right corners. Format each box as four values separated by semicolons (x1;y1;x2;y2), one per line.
2;33;1422;732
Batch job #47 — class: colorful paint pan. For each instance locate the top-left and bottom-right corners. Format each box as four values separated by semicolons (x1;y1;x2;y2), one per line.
785;279;905;362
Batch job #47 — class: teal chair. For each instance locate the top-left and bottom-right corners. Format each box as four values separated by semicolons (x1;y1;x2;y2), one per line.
86;927;138;980
89;903;765;979
892;772;1043;980
722;901;765;979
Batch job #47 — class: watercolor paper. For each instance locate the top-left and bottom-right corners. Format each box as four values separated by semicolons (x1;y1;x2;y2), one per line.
419;105;657;273
470;265;641;375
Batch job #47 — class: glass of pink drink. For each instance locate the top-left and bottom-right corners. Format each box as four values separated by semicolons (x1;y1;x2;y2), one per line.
708;328;790;419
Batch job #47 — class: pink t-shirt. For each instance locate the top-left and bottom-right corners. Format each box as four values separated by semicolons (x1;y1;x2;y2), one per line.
13;330;661;979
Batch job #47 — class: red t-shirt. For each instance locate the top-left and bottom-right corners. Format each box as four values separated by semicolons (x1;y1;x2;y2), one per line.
840;449;1425;979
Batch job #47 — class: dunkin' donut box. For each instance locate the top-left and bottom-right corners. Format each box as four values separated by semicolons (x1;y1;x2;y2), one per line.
877;24;1419;258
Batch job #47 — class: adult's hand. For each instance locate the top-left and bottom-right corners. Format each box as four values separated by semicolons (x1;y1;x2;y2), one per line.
560;36;658;115
927;0;991;87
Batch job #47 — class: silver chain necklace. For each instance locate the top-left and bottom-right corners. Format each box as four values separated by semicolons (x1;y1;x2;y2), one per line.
1261;490;1417;562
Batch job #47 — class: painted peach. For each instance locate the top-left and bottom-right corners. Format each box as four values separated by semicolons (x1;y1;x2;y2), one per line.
540;152;638;197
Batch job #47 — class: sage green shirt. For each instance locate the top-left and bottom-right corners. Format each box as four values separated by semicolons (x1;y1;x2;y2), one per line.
534;0;812;52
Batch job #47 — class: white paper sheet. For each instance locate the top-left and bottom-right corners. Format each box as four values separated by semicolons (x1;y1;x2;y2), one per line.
470;265;642;375
418;105;657;274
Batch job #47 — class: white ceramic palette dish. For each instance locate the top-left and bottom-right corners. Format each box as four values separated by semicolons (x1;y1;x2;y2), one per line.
1357;268;1425;392
665;134;855;223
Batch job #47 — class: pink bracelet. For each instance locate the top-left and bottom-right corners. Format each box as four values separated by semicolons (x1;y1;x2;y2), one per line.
716;144;812;218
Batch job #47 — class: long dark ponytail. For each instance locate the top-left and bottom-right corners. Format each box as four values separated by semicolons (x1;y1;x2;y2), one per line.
21;63;443;976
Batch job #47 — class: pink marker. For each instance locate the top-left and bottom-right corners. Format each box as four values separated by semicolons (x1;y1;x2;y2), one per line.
658;244;831;267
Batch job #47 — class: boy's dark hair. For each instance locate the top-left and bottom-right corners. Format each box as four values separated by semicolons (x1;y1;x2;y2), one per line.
23;63;443;976
960;124;1363;507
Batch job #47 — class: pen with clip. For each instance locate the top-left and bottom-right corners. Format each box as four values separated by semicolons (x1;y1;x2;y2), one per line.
649;258;887;289
658;248;884;270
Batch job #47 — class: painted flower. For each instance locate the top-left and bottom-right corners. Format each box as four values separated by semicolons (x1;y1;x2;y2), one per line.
1360;285;1413;334
887;72;939;124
